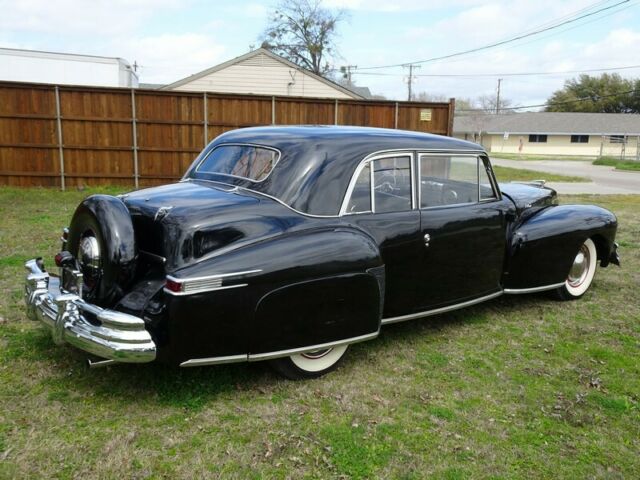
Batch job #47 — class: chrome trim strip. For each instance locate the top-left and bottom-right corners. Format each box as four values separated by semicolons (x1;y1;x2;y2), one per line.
167;269;262;283
163;283;248;296
381;291;503;325
247;331;379;362
180;354;249;367
178;331;380;367
164;269;262;296
503;283;564;294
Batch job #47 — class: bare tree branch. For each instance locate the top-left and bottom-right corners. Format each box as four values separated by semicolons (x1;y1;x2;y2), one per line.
260;0;346;76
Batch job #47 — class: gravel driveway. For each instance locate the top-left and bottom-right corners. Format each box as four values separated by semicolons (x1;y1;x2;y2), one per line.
491;158;640;194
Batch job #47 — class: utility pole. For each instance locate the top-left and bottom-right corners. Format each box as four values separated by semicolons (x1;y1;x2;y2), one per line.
496;78;503;114
404;63;420;101
340;65;357;85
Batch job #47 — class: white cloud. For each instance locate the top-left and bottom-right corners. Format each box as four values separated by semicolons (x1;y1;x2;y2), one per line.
111;33;227;84
0;0;184;36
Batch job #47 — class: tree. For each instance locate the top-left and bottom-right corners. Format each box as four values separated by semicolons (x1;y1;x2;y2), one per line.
545;74;640;113
261;0;346;76
476;94;515;114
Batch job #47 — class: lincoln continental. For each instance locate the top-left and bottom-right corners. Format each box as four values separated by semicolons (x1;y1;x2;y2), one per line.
24;126;620;379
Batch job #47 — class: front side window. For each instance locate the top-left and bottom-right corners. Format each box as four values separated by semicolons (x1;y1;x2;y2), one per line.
195;145;279;182
420;155;496;207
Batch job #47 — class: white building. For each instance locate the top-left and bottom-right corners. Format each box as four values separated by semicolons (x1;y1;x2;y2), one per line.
162;48;366;99
0;47;139;88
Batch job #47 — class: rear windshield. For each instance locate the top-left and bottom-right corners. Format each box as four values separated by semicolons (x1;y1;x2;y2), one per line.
194;145;279;182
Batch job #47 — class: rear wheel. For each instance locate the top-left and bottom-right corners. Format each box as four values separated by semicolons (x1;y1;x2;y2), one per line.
554;238;597;301
269;345;349;380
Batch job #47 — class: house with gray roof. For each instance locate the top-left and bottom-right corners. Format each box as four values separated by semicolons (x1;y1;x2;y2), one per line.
454;112;640;158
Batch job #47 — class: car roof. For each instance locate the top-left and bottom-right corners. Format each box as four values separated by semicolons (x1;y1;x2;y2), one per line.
188;126;484;216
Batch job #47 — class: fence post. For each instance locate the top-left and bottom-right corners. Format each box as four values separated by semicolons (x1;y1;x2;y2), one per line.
54;86;65;190
599;136;604;158
394;102;399;129
447;98;456;136
271;96;276;125
203;92;208;146
636;135;639;162
131;89;139;189
334;99;338;125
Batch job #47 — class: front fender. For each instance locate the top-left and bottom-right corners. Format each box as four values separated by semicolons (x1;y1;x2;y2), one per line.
504;204;617;290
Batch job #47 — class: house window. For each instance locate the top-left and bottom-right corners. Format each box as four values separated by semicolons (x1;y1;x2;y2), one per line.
570;135;589;143
528;134;547;143
610;135;626;144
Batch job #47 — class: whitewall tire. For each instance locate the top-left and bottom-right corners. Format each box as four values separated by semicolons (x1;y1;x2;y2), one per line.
270;345;349;380
554;238;598;300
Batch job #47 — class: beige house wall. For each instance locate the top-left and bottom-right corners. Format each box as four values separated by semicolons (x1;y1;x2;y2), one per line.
481;134;639;156
170;52;354;99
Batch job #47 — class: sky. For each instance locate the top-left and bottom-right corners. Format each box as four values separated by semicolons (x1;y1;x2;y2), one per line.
1;0;639;108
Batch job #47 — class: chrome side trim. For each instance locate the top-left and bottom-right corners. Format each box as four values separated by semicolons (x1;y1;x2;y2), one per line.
247;331;379;362
179;331;380;367
167;269;262;283
180;354;249;367
381;291;503;325
164;269;262;296
503;283;564;294
163;283;248;296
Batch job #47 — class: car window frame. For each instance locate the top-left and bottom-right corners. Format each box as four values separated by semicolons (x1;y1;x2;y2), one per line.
417;152;501;210
340;151;416;216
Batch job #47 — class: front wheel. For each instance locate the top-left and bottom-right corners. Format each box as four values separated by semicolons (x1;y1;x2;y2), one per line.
553;238;598;301
269;345;349;380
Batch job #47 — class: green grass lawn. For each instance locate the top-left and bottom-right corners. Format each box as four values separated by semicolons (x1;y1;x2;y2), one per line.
1;187;639;479
593;157;640;172
492;165;589;183
490;153;595;162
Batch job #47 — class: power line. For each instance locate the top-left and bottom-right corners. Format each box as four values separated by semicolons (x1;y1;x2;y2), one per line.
355;0;630;71
351;64;640;78
456;88;640;112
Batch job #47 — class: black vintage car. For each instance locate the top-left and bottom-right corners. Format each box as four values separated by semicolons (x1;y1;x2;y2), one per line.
25;126;620;378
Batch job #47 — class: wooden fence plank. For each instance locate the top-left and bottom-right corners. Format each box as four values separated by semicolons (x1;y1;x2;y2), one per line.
0;81;454;188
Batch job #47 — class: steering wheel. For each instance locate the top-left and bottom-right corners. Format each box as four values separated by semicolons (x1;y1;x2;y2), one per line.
441;187;458;205
374;172;396;194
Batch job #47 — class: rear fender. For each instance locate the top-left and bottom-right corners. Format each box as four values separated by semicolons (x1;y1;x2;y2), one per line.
504;204;617;290
161;226;383;363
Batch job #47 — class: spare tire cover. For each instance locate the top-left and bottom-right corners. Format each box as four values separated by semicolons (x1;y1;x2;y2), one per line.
67;195;137;307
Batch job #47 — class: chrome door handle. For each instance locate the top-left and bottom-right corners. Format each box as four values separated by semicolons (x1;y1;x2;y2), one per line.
424;233;431;247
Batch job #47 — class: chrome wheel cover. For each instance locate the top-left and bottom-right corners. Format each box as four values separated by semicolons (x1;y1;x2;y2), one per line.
568;244;590;288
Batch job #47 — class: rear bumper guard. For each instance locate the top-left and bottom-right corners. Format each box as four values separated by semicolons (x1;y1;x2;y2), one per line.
24;259;156;363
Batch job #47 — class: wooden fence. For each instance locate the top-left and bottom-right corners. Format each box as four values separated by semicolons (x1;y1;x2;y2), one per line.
0;81;455;188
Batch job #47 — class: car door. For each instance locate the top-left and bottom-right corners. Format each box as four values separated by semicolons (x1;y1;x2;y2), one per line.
415;153;509;310
341;152;422;318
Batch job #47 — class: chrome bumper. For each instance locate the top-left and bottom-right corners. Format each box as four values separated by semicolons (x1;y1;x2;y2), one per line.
24;259;156;363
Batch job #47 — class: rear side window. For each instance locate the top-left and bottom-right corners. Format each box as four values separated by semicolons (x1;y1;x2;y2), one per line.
373;156;412;213
195;145;279;182
343;154;413;215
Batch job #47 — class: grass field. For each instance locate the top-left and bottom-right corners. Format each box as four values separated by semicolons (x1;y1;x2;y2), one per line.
492;165;589;183
0;187;638;479
490;153;594;162
593;157;640;172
